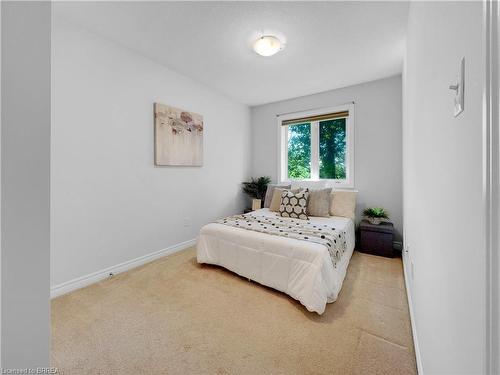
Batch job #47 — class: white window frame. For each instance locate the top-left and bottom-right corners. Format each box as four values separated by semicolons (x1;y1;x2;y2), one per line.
277;103;355;188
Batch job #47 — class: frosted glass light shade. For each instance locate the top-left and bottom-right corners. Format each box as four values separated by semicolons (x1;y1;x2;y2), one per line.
253;35;284;57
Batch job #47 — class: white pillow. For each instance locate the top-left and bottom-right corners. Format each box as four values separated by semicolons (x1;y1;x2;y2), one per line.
330;190;357;219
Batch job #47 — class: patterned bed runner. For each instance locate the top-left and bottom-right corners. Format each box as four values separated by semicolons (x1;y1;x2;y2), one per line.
216;213;347;268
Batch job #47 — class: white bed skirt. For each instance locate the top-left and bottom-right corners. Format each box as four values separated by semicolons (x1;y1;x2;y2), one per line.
196;209;355;315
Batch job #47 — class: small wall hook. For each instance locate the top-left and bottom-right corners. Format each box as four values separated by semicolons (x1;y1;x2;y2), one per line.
449;84;459;91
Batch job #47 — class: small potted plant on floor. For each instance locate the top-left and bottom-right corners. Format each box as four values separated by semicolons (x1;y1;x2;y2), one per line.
242;176;271;210
363;207;389;225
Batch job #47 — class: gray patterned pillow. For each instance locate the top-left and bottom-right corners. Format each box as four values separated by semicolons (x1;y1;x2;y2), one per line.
307;188;332;217
279;189;309;220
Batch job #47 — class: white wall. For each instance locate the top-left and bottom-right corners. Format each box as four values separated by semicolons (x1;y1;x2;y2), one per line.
51;18;251;288
251;76;403;240
403;2;485;374
1;2;51;367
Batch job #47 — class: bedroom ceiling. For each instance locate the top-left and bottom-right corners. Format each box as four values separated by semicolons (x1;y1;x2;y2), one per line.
54;1;409;106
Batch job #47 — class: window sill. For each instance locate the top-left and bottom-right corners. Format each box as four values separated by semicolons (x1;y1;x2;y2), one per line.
279;179;355;189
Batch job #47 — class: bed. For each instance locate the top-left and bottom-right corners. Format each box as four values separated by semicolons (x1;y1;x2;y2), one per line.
196;207;356;314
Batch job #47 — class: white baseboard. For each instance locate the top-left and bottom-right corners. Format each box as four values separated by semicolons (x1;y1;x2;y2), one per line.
402;253;424;375
50;238;197;299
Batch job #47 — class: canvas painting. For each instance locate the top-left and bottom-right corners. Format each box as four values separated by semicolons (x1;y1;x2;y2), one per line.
154;103;204;166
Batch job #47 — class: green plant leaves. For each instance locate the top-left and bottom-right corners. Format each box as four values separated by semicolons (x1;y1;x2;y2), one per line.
242;176;272;200
363;207;388;219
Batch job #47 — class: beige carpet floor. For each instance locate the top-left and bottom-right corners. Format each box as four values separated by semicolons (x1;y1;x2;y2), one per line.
51;247;417;375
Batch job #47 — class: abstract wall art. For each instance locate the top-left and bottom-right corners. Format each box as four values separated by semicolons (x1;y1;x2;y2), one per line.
154;103;203;166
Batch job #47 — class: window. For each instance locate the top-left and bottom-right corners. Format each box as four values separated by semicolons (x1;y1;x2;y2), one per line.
278;105;354;187
287;122;311;179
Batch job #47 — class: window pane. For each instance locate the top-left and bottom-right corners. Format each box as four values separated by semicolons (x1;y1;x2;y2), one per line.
319;118;346;179
287;123;311;179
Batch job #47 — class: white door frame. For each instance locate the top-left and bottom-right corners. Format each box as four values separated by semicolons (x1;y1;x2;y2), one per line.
483;1;499;373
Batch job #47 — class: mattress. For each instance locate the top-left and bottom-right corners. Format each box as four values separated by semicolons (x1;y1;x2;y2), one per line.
196;208;356;314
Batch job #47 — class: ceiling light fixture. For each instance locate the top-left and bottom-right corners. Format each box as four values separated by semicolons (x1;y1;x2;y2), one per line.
253;35;284;57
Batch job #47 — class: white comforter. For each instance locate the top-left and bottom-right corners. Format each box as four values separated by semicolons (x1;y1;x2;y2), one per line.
196;208;355;314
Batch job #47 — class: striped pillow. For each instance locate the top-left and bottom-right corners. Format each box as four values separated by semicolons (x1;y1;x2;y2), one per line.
264;184;291;208
307;188;332;217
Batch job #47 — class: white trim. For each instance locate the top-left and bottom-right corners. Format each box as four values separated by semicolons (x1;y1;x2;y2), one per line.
345;105;355;187
402;253;424;375
483;1;499;373
311;121;319;180
50;238;197;299
277;104;355;188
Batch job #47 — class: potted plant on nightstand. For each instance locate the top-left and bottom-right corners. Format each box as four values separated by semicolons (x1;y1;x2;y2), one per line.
242;176;271;211
363;207;389;225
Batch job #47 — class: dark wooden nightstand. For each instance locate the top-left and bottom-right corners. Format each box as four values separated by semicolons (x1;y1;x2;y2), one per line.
358;220;394;257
